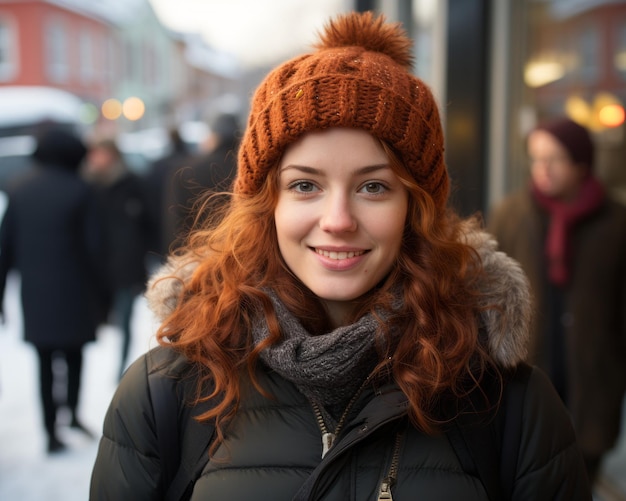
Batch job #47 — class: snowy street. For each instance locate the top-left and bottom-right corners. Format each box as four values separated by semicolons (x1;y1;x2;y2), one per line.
0;273;159;500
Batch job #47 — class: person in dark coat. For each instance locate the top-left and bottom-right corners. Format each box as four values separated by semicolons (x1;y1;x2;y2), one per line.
0;125;105;453
488;117;626;485
142;127;195;262
91;13;591;499
163;112;241;251
83;138;154;378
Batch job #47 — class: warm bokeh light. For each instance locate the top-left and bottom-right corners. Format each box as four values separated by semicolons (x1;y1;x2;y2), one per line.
565;95;591;125
122;96;145;121
101;98;122;120
590;92;623;131
598;104;625;128
524;61;565;88
565;93;625;131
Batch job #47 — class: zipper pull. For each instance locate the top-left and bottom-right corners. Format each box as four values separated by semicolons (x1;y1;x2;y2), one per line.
321;432;335;458
377;478;394;500
377;430;403;500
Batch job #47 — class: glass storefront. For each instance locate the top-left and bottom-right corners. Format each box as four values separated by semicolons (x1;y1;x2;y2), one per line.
370;0;626;211
496;0;626;207
489;0;626;207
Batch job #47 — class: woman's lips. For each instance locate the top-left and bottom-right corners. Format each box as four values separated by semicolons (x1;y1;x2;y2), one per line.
312;247;369;270
314;249;365;259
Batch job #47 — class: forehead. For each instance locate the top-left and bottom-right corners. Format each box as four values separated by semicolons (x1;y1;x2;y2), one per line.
527;130;569;156
279;128;387;168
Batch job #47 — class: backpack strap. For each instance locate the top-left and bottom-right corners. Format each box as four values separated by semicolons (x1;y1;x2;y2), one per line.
147;348;216;501
165;404;215;501
148;367;181;493
446;362;533;501
499;362;532;499
446;380;503;501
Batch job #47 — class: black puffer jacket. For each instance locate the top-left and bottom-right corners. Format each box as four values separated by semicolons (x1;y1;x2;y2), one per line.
90;231;591;500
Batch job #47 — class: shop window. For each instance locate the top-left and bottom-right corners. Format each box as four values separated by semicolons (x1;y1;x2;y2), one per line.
507;1;626;203
615;21;626;80
576;24;600;82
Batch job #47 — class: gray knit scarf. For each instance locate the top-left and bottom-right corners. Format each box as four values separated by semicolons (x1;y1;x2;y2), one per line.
252;292;393;415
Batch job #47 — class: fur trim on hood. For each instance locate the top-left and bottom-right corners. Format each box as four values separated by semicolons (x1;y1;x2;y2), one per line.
145;230;530;369
465;230;531;368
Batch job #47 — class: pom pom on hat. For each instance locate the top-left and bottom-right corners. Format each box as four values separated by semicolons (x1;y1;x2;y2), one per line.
234;11;449;211
534;117;594;170
313;11;414;69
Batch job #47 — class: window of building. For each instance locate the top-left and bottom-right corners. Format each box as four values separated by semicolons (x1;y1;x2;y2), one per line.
45;17;69;83
0;15;18;82
106;35;119;88
79;27;95;84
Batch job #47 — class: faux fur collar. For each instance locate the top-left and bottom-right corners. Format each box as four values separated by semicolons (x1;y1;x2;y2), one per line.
145;230;530;369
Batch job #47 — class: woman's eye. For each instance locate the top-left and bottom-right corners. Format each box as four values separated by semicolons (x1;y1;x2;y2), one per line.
289;181;318;193
360;182;386;194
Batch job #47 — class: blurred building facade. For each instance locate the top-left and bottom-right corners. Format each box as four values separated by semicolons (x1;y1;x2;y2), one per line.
1;0;625;210
0;0;242;138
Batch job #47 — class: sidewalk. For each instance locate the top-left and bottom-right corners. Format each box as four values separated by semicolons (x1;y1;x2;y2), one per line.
0;273;624;500
0;273;159;500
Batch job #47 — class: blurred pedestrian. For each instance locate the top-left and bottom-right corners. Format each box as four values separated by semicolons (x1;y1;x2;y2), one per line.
487;116;626;483
143;127;195;263
92;13;590;499
83;138;154;378
163;112;241;251
0;125;105;453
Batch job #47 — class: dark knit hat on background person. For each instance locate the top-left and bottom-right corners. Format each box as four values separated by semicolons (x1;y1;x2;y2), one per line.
33;126;87;171
234;11;449;211
534;117;594;170
210;112;241;143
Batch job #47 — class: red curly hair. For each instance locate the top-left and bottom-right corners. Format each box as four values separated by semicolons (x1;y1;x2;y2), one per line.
156;139;495;442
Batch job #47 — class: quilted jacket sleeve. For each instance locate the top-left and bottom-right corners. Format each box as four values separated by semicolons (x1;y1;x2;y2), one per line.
512;367;592;500
90;351;163;500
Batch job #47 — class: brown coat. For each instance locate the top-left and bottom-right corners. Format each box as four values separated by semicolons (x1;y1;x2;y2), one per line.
488;188;626;457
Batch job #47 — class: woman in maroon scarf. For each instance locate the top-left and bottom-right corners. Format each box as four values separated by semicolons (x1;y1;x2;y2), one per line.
488;117;626;485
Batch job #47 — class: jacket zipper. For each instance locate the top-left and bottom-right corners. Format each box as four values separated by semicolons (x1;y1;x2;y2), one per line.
311;403;337;458
376;430;403;501
310;375;373;458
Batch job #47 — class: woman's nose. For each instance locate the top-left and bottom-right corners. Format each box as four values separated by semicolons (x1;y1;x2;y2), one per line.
319;193;358;233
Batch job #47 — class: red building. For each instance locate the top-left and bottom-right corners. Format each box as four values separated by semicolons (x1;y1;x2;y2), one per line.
0;0;115;106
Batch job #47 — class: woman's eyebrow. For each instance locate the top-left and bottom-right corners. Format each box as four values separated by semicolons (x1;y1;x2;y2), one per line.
280;164;390;175
280;165;321;175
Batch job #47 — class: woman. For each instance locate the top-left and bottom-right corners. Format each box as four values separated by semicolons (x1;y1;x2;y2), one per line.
488;117;626;484
91;12;590;500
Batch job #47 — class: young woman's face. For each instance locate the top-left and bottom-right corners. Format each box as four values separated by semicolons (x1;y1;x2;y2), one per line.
274;128;408;326
527;129;586;200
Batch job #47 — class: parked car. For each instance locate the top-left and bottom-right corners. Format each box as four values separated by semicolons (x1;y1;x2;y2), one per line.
0;86;87;192
0;135;37;192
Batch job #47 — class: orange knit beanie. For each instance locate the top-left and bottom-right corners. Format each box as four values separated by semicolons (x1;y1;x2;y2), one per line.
234;11;449;210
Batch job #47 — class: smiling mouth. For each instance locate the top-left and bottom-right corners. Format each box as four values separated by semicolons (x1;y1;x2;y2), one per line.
314;249;366;260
